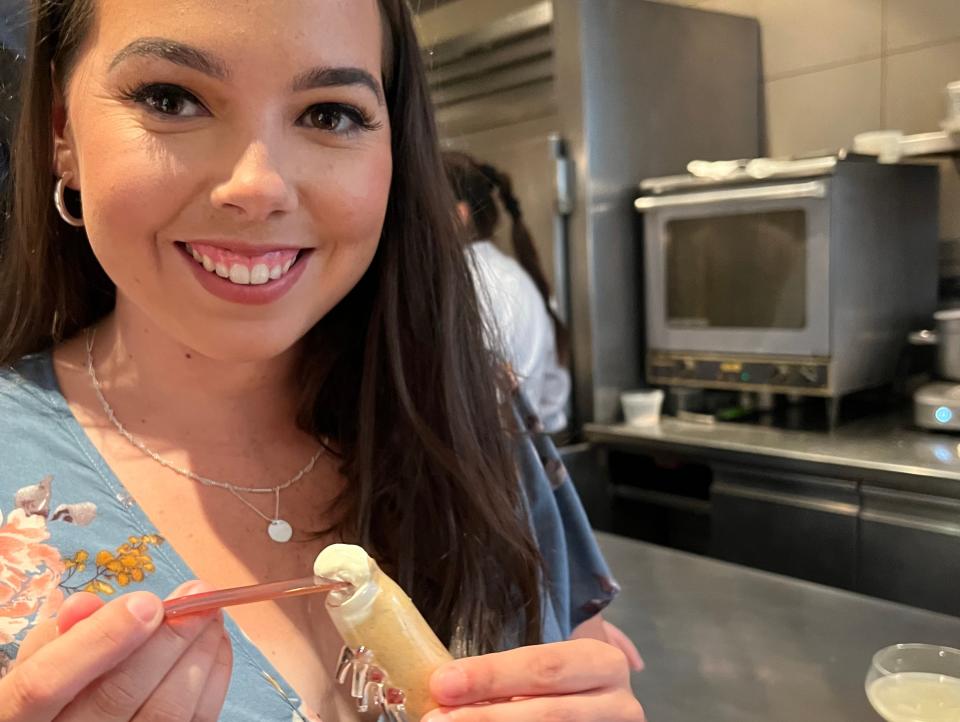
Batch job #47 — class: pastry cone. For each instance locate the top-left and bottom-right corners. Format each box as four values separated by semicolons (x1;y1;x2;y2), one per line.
315;544;454;718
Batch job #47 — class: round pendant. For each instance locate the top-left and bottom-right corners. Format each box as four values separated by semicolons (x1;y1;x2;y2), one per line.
268;519;293;543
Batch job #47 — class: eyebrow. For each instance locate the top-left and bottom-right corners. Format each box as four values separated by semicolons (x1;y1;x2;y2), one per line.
292;66;384;106
109;37;384;106
109;38;230;80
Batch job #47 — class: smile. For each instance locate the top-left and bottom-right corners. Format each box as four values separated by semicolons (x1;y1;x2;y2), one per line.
179;242;306;286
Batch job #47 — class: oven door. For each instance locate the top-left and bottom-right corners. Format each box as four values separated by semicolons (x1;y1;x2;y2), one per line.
639;179;830;357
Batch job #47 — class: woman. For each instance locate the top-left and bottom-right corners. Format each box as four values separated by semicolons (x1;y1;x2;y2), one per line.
444;151;571;433
0;1;645;721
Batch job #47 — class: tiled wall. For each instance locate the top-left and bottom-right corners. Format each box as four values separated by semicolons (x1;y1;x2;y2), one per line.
418;0;960;241
663;0;960;243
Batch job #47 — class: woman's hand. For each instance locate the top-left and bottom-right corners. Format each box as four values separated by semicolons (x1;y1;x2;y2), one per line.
570;614;645;672
424;639;645;721
0;581;233;722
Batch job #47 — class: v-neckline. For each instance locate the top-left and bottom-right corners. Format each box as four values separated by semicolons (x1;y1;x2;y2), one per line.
32;349;308;715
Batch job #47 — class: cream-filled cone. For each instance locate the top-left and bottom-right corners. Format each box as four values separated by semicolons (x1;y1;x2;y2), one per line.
315;544;454;718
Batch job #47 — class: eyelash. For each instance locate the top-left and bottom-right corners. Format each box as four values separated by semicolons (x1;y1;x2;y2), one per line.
118;82;382;135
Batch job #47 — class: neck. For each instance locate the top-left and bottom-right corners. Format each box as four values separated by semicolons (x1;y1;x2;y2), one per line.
90;299;305;449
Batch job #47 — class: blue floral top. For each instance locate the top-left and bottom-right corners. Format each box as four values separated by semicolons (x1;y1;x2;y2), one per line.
0;351;619;720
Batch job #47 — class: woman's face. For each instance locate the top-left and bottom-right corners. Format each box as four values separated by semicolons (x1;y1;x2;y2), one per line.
55;0;392;361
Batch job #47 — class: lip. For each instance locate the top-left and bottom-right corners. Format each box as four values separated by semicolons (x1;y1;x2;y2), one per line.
183;240;306;256
176;242;313;306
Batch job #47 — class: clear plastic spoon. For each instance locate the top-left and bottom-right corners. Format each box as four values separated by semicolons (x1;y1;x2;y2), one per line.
163;575;351;618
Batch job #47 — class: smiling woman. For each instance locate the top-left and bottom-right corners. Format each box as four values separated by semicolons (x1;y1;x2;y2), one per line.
0;1;643;721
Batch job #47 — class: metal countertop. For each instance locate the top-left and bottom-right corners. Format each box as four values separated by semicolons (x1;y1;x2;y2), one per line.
585;413;960;496
596;532;960;722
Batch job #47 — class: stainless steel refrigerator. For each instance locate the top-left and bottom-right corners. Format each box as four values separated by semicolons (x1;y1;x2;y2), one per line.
423;0;762;428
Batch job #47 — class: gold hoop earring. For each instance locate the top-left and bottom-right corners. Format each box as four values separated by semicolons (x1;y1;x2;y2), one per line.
53;176;84;227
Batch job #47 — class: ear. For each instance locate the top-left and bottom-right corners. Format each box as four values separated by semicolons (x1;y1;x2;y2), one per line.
51;73;79;189
456;201;471;227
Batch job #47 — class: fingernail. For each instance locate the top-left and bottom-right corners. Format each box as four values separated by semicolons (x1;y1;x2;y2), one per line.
182;580;211;595
434;666;468;698
126;592;162;624
167;580;210;600
423;713;451;722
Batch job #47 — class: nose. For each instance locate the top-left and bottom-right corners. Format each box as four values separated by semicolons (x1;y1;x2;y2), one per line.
210;140;298;220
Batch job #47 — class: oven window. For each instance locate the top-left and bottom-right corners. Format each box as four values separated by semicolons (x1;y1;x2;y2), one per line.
665;210;807;329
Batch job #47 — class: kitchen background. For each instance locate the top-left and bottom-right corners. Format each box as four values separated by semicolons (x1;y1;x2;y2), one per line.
413;8;960;718
418;0;960;250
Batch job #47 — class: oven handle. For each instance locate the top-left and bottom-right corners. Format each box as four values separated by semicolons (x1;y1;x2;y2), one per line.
634;180;827;210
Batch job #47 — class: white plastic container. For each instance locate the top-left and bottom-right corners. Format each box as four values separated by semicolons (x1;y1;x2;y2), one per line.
621;389;664;426
947;81;960;122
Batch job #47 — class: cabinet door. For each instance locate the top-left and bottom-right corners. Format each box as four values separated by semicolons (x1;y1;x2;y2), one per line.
859;485;960;616
711;466;859;590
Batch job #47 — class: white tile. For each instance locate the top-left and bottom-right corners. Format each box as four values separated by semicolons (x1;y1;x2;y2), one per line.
698;0;882;78
885;40;960;134
765;60;882;157
940;160;960;240
886;0;960;52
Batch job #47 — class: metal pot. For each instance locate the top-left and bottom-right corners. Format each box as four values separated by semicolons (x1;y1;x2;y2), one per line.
910;309;960;381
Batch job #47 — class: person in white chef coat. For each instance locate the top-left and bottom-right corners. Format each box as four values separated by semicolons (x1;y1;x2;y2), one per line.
444;150;571;433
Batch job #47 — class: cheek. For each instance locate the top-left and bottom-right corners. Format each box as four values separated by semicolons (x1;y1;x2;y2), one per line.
74;122;188;261
306;149;392;255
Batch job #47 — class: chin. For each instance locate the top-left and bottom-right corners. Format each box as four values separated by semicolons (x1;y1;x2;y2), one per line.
173;320;313;365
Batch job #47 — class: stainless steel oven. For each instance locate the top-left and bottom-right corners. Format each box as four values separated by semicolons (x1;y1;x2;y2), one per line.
638;156;939;400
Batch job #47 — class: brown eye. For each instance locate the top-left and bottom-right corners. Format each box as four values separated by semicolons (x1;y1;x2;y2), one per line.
304;105;348;132
299;103;377;135
130;83;206;118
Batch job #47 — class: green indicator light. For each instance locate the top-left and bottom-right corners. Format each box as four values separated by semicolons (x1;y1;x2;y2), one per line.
741;372;751;382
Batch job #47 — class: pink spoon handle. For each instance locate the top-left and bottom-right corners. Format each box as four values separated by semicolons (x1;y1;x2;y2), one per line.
163;575;350;617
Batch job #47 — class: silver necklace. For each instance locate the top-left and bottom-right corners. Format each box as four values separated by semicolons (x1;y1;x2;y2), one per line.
85;328;324;543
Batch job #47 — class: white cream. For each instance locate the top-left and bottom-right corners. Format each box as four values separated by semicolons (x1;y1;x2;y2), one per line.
314;543;378;619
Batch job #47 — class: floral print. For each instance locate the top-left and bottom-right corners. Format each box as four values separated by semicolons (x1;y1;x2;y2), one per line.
15;475;97;527
0;505;64;646
60;534;164;596
0;475;104;655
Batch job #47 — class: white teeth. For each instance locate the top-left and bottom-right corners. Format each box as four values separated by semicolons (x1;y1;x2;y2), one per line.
250;264;270;285
187;246;301;286
229;264;251;285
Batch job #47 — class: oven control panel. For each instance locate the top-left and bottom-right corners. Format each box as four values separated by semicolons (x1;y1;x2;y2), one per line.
647;353;831;394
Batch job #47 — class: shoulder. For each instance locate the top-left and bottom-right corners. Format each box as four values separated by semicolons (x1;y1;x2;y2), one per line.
468;243;551;342
0;352;81;489
471;241;536;290
0;351;67;427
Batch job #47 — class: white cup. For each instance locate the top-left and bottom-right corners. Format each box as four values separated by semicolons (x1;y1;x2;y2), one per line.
621;390;664;427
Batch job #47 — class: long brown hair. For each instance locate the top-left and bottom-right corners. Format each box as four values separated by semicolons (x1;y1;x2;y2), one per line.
0;0;543;655
443;150;569;363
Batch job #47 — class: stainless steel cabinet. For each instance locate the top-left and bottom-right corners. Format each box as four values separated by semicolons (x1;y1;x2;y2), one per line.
710;465;860;590
859;485;960;616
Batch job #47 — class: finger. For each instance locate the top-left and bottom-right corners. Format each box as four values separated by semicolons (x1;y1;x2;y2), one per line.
57;592;108;634
602;621;644;672
16;593;104;666
0;591;165;722
421;689;646;722
132;614;225;722
190;633;233;722
56;583;219;722
15;620;58;667
430;640;628;707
